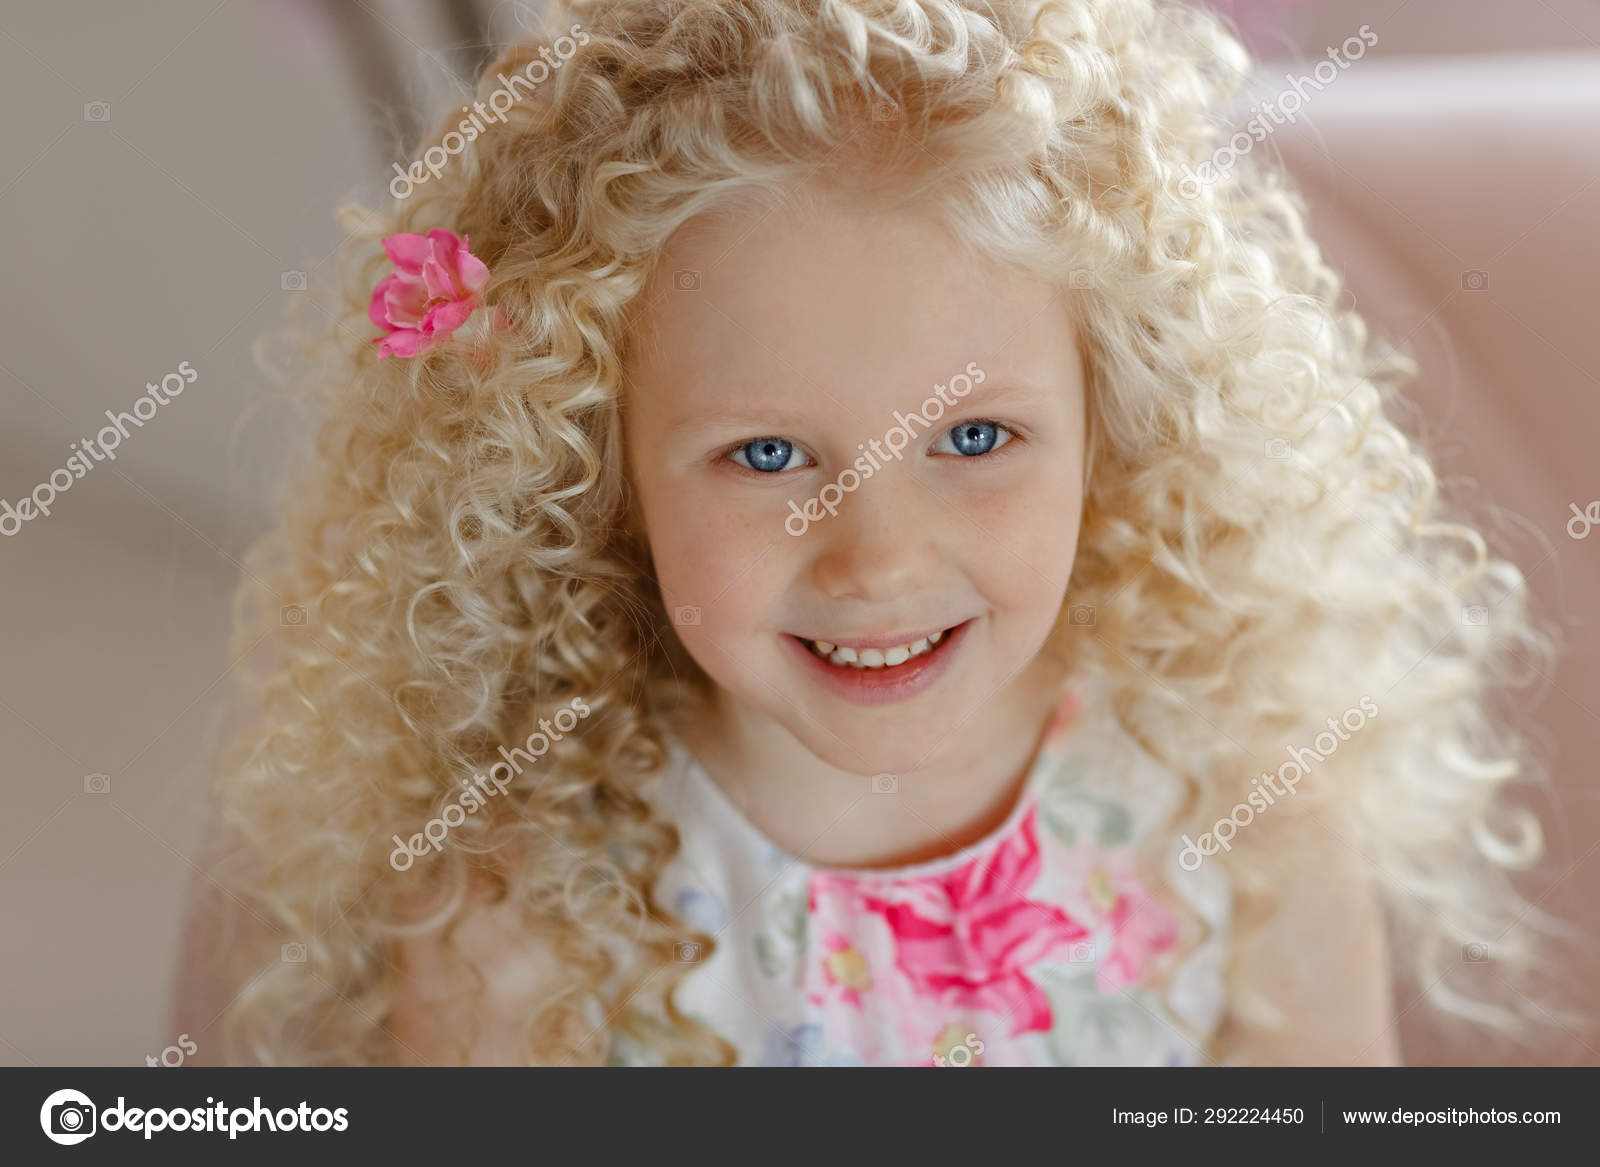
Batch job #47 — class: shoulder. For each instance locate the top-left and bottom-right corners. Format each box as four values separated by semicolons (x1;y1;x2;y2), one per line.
1047;682;1398;1063
1229;811;1401;1065
169;821;289;1066
385;864;590;1066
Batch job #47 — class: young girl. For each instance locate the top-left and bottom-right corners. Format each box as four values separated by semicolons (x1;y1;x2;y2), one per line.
180;0;1565;1066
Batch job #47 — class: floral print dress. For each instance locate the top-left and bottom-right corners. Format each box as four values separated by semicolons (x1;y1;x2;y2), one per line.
615;677;1231;1067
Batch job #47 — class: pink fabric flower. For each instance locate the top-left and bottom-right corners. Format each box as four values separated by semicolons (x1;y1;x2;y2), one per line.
367;229;490;358
843;808;1091;1038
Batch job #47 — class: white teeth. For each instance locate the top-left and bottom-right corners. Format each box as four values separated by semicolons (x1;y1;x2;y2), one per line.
810;629;951;668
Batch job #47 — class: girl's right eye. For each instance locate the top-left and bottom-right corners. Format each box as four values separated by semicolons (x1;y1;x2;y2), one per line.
728;437;807;473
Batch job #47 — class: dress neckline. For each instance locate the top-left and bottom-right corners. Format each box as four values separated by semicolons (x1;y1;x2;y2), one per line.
674;682;1088;882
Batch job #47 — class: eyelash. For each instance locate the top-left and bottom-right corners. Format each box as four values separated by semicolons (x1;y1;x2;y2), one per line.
724;421;1020;474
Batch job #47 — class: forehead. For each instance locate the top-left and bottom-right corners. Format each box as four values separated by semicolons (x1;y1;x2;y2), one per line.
622;186;1079;421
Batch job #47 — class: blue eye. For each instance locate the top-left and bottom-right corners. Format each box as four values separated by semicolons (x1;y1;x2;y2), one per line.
730;437;804;473
934;421;1012;457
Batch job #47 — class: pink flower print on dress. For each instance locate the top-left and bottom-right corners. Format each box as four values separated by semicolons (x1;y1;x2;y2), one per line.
367;229;490;358
852;808;1091;1038
1056;855;1182;993
1095;883;1181;993
819;931;872;1008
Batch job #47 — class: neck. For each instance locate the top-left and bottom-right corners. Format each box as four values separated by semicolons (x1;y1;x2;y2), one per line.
679;646;1074;869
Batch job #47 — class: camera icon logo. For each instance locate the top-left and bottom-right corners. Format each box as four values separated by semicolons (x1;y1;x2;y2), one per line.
672;269;700;292
1462;942;1490;962
281;270;307;291
673;605;700;626
1461;269;1489;291
84;772;111;794
1067;268;1093;290
40;1088;97;1145
871;99;897;121
1068;604;1096;627
1265;438;1292;460
871;774;897;794
83;102;111;122
281;941;307;963
675;941;702;962
1068;940;1097;963
281;604;307;627
1461;605;1488;626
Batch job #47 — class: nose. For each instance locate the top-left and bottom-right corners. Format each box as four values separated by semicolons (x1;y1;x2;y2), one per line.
807;467;942;603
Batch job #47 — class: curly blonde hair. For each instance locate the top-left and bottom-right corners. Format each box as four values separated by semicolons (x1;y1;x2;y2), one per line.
196;0;1569;1065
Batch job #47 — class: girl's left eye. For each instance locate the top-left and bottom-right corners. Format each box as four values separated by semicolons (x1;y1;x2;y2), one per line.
729;437;807;473
932;420;1014;457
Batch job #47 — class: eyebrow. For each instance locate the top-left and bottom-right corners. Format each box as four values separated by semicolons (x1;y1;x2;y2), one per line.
666;380;1047;441
666;408;824;440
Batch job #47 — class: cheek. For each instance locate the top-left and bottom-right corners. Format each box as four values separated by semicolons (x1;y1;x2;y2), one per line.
642;489;790;647
964;463;1083;614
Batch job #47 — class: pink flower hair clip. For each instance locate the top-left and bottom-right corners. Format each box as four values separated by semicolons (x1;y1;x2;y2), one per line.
367;229;491;359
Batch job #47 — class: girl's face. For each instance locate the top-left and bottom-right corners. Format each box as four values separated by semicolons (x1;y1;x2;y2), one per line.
622;184;1087;777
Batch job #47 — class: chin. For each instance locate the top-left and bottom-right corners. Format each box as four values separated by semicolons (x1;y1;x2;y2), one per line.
782;714;961;779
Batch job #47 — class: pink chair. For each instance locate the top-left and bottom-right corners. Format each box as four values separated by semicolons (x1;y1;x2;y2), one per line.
1270;51;1600;1063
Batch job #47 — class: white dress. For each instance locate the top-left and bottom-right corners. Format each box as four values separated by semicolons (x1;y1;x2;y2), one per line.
611;674;1232;1066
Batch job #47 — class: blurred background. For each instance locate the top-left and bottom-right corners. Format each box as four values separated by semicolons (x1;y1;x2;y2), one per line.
1;0;1596;1066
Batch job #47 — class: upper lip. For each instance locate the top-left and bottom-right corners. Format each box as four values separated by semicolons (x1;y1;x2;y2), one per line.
793;621;964;651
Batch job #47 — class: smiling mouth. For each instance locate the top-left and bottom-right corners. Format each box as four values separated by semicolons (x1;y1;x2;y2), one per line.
797;625;962;669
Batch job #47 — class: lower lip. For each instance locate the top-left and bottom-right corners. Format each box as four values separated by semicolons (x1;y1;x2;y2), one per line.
784;619;973;706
